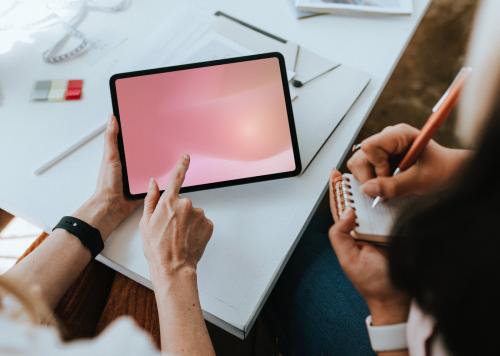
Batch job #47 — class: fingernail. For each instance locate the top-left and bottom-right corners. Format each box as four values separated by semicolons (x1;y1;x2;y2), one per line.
149;178;155;190
341;208;353;220
361;181;381;197
183;154;190;161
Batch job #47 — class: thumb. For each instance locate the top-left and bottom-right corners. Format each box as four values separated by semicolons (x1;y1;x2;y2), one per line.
104;115;119;162
328;208;359;263
143;178;160;219
360;167;418;199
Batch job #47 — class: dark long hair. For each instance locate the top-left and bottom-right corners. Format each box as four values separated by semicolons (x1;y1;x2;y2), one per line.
389;101;500;356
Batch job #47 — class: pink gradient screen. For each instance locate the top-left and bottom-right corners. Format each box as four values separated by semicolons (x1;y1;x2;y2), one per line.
115;57;296;194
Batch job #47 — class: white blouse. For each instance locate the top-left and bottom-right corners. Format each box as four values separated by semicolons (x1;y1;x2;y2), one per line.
407;302;449;356
0;296;165;356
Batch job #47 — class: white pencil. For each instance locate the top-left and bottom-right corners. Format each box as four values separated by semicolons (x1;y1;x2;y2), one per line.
34;122;107;176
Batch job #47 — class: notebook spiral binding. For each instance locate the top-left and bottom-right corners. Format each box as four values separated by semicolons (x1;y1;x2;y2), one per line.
333;175;360;227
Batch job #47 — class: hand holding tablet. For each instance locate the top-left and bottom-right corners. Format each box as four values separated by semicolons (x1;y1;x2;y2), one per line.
110;53;301;199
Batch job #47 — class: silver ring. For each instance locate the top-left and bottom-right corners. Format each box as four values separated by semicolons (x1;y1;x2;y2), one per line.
352;143;363;152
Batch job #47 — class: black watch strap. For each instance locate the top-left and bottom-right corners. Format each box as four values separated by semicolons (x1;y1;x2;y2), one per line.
53;216;104;259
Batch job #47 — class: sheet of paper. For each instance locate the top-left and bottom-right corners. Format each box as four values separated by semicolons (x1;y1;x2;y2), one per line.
296;0;413;14
172;32;252;64
169;32;296;81
116;6;213;72
345;174;408;236
290;0;316;18
127;12;297;89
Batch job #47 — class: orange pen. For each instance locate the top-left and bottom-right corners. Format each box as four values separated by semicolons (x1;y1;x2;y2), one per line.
371;66;472;208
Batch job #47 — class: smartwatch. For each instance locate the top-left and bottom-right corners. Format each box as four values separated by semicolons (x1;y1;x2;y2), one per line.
53;216;104;259
365;315;408;352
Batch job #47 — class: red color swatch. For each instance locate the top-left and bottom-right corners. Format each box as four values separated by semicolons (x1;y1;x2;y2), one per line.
65;88;82;100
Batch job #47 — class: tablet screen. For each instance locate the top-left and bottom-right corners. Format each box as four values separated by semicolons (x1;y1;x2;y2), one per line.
111;54;300;197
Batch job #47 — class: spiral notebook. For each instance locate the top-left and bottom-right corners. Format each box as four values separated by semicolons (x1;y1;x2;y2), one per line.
332;173;408;244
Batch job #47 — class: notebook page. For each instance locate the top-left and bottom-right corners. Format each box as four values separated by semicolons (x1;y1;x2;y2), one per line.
343;174;401;237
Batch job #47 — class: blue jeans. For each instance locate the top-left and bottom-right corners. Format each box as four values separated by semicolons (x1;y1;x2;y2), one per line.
266;211;375;356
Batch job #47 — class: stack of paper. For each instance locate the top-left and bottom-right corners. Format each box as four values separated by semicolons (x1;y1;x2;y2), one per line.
291;0;413;18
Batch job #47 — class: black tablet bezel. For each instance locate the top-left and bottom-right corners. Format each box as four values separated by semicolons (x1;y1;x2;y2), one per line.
110;52;301;200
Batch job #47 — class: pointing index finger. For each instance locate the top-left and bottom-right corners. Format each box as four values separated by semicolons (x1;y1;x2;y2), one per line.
165;154;190;200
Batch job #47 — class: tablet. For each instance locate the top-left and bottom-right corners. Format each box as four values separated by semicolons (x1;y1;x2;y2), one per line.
110;53;301;199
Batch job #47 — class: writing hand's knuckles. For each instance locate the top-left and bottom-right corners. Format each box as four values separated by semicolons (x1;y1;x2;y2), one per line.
360;139;378;156
346;157;355;172
365;126;403;154
382;123;417;140
393;123;417;134
394;131;412;153
347;153;364;171
388;124;420;151
381;124;394;133
377;126;396;143
362;141;390;170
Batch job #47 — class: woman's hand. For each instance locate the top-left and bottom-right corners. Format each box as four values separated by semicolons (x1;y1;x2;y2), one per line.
347;124;471;200
329;171;409;325
140;156;216;355
74;116;140;239
7;116;141;308
139;155;214;283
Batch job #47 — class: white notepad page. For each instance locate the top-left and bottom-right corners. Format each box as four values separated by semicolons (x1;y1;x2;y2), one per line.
343;173;407;237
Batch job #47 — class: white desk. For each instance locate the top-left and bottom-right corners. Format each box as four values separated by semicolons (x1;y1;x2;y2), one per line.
0;0;430;339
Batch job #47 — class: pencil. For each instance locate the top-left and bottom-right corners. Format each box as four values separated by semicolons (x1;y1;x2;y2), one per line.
371;66;472;208
34;122;107;176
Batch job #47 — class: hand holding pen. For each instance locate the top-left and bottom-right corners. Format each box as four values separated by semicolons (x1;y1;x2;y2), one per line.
347;67;472;206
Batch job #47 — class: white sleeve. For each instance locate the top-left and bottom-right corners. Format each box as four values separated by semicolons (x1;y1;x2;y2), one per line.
0;298;166;356
54;317;162;356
